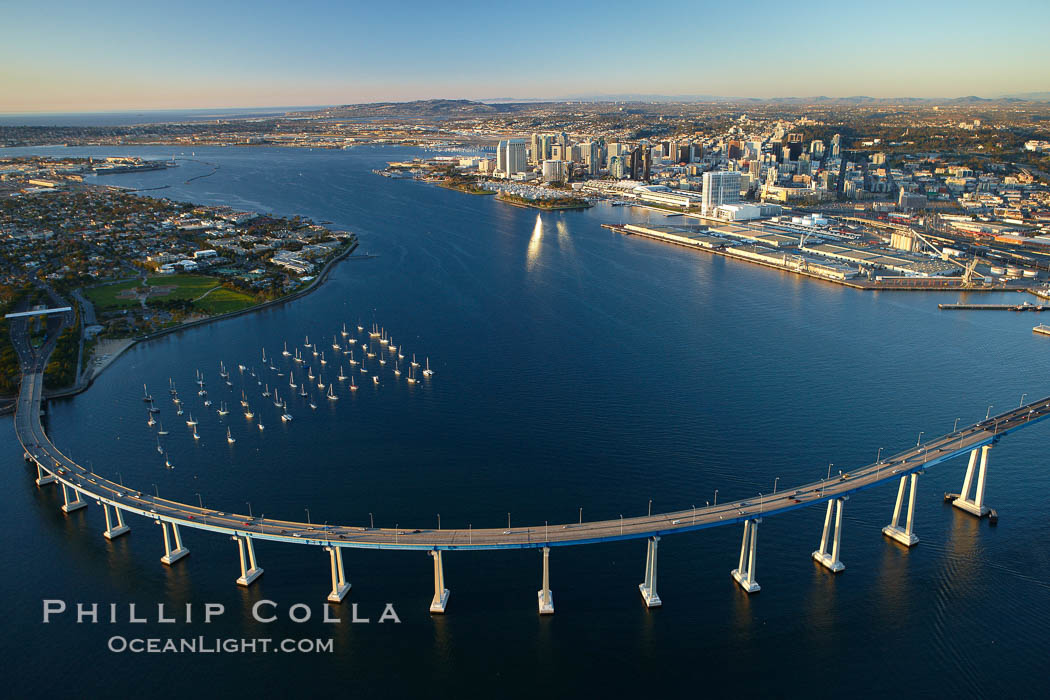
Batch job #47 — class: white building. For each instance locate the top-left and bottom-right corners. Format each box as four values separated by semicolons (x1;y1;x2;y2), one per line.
701;171;741;216
541;160;568;183
497;139;527;177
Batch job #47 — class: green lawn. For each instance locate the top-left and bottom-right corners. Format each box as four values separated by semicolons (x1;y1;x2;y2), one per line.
195;287;256;314
86;275;222;310
86;275;256;315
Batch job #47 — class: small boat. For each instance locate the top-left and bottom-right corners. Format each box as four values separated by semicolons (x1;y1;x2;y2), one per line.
411;354;420;368
289;372;297;389
196;371;205;387
240;391;249;408
217;402;229;416
360;364;368;374
157;421;168;436
225;380;232;387
203;398;212;407
369;322;380;338
347;337;357;345
397;348;404;360
307;368;315;381
192;426;200;440
168;378;177;395
357;323;364;332
282;342;291;357
164;452;172;468
304;334;311;348
156;436;163;454
299;384;307;397
143;384;152;402
309;401;318;410
281;412;293;422
338;367;347;381
147;413;156;427
262;384;271;398
341;323;349;338
406;366;417;384
366;349;376;359
320;352;327;365
244;403;254;419
226;427;235;444
394;361;401;377
273;389;283;407
262;347;268;363
238;364;246;372
186;412;197;426
258;422;265;431
423;357;434;377
198;386;207;397
348;350;358;366
349;376;358;391
372;375;379;385
176;406;184;416
148;400;160;414
333;335;341;351
327;385;339;401
219;361;228;379
172;395;181;406
269;363;277;371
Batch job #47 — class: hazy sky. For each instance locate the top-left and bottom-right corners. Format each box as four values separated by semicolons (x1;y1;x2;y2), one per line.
2;0;1048;112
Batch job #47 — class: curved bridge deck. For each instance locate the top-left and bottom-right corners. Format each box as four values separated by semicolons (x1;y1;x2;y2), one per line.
16;370;1050;551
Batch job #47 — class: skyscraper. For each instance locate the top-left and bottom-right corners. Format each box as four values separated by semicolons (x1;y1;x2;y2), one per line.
498;139;527;176
831;134;842;158
702;170;741;216
630;145;651;181
583;141;600;176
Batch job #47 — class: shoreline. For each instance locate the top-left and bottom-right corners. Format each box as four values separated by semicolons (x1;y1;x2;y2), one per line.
0;240;362;413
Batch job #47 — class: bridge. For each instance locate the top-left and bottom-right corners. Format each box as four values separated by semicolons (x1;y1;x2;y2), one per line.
11;312;1050;614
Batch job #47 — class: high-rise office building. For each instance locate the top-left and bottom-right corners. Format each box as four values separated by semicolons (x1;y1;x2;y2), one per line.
810;140;825;160
541;160;567;183
497;139;527;176
701;170;741;216
608;155;625;179
630;145;651;181
530;134;542;164
582;141;600;176
831;134;842;158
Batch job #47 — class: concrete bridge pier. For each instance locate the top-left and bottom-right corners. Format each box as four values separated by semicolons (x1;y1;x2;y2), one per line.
537;546;554;614
34;463;55;487
428;550;450;613
233;535;263;586
160;521;188;564
60;483;86;513
102;503;130;540
812;497;847;572
325;546;350;603
883;473;919;546
953;445;992;517
638;536;662;607
731;518;761;593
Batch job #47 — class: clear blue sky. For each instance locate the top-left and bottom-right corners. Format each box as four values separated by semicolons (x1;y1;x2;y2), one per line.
2;0;1048;112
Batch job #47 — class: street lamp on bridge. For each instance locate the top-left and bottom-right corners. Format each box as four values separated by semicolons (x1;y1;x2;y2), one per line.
1020;393;1028;408
986;405;994;421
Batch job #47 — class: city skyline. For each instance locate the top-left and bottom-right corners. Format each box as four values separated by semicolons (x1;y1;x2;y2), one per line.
3;0;1049;113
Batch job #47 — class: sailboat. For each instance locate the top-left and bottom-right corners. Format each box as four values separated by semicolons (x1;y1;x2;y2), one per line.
192;426;200;440
349;376;358;391
281;411;293;422
332;335;341;351
186;412;197;426
397;347;404;360
258;422;265;431
327;384;339;401
299;383;307;397
411;354;420;368
289;371;297;389
157;420;168;436
219;361;228;379
348;350;358;366
307;367;315;381
176;405;184;416
148;399;160;414
262;347;268;363
406;365;417;384
203;396;212;407
147;412;156;427
372;375;379;385
244;403;254;419
240;391;249;408
226;427;235;444
347;337;357;345
379;353;386;366
423;358;434;377
273;388;283;407
169;378;177;395
196;370;205;387
394;361;401;377
319;351;326;365
365;344;375;359
357;323;364;332
282;342;291;357
389;337;397;352
337;366;347;381
217;401;229;416
172;393;181;406
164;452;172;468
143;384;152;402
262;383;271;398
369;322;380;338
341;323;349;338
304;334;311;349
156;436;163;454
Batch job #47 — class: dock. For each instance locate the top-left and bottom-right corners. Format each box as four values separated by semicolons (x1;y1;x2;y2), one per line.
939;303;1047;311
1035;324;1050;337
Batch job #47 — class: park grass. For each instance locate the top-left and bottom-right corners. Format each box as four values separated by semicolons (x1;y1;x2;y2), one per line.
86;274;223;310
195;287;256;314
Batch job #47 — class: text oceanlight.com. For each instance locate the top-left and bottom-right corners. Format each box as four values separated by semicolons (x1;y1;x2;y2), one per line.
108;636;334;654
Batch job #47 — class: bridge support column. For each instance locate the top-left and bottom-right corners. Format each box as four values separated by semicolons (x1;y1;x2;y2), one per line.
883;473;919;546
325;546;350;603
35;463;55;487
537;546;554;614
953;445;991;517
233;535;263;586
429;551;450;613
731;519;761;593
102;503;130;540
60;483;86;513
160;521;189;564
813;498;846;572
639;536;662;607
